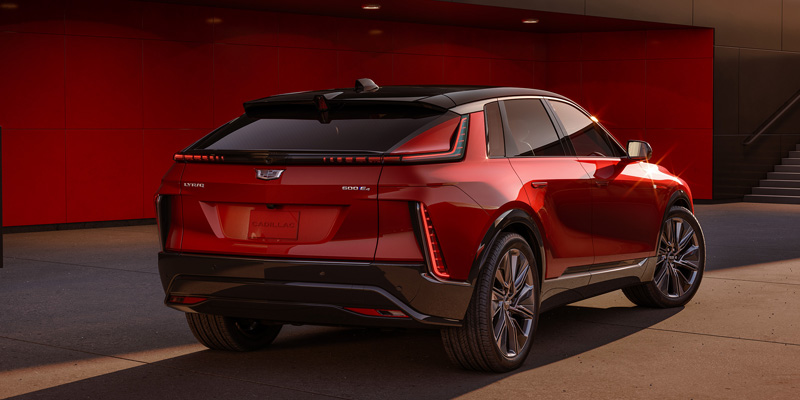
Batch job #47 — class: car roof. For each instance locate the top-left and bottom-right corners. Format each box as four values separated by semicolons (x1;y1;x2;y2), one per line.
243;85;568;111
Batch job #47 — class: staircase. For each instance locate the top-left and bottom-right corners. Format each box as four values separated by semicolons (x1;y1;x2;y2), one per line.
744;144;800;204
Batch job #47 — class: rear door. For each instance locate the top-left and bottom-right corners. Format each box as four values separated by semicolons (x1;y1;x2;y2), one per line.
495;99;595;279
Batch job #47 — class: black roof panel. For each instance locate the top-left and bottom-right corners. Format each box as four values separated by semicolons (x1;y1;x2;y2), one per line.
243;85;569;112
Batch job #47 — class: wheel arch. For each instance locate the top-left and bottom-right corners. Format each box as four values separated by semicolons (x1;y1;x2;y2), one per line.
468;209;546;288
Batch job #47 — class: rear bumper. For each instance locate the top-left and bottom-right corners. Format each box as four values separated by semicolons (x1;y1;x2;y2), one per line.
158;252;474;328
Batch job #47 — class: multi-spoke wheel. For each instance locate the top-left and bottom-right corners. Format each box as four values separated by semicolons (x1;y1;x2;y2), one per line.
491;248;536;358
186;313;282;351
442;233;540;372
623;206;706;308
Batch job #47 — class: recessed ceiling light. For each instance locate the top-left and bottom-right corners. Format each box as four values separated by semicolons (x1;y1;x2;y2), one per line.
362;4;381;10
522;18;540;24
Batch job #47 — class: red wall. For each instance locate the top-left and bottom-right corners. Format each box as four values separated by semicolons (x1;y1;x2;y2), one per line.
0;0;712;227
544;29;714;199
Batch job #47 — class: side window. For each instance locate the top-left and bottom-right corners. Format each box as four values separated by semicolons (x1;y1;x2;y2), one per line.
502;99;566;157
548;100;625;157
484;101;505;158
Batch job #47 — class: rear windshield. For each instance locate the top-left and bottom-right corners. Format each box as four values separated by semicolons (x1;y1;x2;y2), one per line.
192;104;456;153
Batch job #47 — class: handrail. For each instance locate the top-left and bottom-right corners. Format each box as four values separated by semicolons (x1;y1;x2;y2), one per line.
743;87;800;146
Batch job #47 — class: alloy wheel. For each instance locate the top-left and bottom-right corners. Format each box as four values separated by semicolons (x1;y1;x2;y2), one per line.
491;248;536;358
654;216;701;298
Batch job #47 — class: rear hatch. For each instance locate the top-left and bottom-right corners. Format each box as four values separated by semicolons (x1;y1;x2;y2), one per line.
173;96;460;260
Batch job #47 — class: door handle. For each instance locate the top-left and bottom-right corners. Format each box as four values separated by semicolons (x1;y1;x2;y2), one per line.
530;182;547;189
595;180;610;187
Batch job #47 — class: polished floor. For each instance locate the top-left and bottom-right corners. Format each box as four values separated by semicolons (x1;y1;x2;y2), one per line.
1;202;799;399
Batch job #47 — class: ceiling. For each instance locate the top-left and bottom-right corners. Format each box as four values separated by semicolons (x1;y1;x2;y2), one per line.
141;0;687;33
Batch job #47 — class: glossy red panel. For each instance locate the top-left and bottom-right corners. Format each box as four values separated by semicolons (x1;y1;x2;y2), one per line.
337;51;393;88
278;47;338;93
442;25;486;59
546;33;581;62
142;129;208;218
337;17;394;52
646;29;713;59
531;34;547;62
277;12;337;50
212;7;277;46
533;61;547;88
393;54;444;85
392;22;444;56
2;130;66;226
646;58;713;129
581;31;645;61
142;40;213;129
0;0;64;34
490;59;534;88
581;60;646;129
65;0;143;38
66;36;142;129
544;61;582;103
66;130;144;222
213;43;279;125
645;129;713;199
141;2;213;42
442;56;492;85
483;29;535;61
0;32;65;129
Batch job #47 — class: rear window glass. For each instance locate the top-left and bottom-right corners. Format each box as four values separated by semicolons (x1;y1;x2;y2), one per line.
192;104;454;153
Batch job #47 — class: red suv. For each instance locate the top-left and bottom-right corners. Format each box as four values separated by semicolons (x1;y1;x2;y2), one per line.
156;80;705;372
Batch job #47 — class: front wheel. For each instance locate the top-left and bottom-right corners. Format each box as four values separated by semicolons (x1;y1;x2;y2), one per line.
442;233;540;372
623;206;706;308
186;313;282;351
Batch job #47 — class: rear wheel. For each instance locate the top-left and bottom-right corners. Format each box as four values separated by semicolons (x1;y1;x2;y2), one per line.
442;232;540;372
623;206;705;308
186;313;282;351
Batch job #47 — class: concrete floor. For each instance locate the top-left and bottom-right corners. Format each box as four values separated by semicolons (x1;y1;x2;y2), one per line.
1;202;799;399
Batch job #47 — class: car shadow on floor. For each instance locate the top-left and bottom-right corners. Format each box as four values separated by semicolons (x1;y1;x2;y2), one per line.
10;304;682;399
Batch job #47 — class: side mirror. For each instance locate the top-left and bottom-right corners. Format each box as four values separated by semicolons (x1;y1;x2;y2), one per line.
627;140;652;161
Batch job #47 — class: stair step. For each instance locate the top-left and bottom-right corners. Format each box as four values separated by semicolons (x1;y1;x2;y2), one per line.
767;172;800;180
760;179;800;188
752;187;800;196
790;151;800;158
743;194;800;204
783;158;800;165
775;165;800;172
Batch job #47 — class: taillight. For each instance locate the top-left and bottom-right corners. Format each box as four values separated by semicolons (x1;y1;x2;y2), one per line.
155;194;182;251
344;307;409;318
155;195;170;250
168;296;207;305
174;153;225;162
384;115;469;164
418;203;449;280
320;115;470;165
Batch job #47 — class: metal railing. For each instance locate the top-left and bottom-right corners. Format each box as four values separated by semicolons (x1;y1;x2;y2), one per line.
743;87;800;146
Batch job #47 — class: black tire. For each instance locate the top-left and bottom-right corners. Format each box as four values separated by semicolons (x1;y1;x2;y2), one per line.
622;206;706;308
186;313;282;351
442;233;540;372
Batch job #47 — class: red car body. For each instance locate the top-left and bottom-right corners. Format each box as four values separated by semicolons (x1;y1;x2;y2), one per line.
156;82;701;370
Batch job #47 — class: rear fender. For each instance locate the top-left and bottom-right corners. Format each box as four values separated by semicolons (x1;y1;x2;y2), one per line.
468;209;545;288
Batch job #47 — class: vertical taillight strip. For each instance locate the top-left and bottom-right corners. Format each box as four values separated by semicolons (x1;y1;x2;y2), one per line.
415;203;450;280
155;195;171;250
